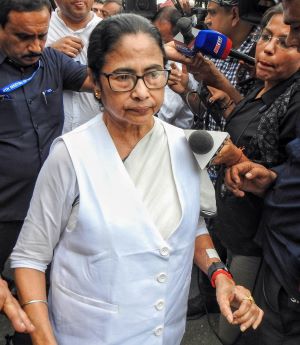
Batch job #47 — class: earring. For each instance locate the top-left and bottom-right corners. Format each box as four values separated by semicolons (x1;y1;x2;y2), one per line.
94;89;101;100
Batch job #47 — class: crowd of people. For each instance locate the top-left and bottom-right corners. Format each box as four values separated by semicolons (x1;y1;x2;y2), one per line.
0;0;299;345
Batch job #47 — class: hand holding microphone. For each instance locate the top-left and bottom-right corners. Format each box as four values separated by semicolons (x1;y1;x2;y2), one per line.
185;129;230;169
212;139;249;167
187;130;249;168
175;29;255;66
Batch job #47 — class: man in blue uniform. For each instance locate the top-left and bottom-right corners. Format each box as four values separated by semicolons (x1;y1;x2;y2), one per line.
0;0;91;277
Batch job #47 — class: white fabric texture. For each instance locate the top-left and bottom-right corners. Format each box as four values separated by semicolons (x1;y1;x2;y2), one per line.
46;9;101;133
158;85;194;128
11;116;208;272
123;120;181;239
11;115;208;345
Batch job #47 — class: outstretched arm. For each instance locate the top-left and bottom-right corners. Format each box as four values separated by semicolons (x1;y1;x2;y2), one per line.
164;42;243;104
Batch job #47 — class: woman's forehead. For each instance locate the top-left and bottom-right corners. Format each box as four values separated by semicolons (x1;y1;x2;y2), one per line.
112;32;159;51
105;33;163;63
266;14;289;34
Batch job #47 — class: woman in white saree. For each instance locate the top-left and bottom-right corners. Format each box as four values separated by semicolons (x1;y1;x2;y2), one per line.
11;13;263;345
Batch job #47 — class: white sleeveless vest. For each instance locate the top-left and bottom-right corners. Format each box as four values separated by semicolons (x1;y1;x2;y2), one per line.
49;116;201;345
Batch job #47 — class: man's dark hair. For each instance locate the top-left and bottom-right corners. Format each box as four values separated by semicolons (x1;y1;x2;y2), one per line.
0;0;51;27
208;0;238;14
88;13;167;82
152;7;182;29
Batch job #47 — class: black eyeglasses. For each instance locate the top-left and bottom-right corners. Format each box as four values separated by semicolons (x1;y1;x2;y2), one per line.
100;69;171;92
253;32;297;50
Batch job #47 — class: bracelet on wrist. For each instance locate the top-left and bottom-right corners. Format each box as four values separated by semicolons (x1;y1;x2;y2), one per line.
21;299;48;308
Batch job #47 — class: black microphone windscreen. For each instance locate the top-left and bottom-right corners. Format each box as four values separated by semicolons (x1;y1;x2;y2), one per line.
176;17;194;44
188;130;214;154
176;17;193;34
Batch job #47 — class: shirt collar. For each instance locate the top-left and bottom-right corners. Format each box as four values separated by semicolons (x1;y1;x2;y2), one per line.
261;70;300;107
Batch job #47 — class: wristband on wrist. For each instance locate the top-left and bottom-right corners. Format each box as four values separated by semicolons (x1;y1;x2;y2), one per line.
207;262;233;288
211;270;233;288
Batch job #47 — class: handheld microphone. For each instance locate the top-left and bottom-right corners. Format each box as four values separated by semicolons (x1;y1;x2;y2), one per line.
189;130;214;154
176;29;255;66
176;17;194;45
194;30;255;66
185;129;230;169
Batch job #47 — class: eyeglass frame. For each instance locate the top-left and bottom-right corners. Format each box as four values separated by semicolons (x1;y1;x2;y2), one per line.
99;69;171;92
253;31;298;50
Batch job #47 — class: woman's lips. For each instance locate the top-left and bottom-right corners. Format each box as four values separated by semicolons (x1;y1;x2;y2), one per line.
130;107;151;114
257;60;275;69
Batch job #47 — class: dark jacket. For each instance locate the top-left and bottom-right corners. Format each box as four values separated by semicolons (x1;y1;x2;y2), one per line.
214;71;300;256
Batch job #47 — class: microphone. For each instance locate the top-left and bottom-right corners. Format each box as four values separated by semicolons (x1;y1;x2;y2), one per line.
185;129;230;169
176;17;194;45
194;30;255;66
189;130;214;154
176;29;255;66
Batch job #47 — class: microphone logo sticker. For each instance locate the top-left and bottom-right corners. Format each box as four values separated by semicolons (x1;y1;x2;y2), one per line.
213;36;222;55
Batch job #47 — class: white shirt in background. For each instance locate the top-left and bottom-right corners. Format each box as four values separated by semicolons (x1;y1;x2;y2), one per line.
46;9;101;133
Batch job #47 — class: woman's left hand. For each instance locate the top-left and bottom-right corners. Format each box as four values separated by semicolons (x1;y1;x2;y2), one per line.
215;275;264;332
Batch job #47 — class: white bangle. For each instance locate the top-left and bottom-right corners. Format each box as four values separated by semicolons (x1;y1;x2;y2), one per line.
21;299;48;308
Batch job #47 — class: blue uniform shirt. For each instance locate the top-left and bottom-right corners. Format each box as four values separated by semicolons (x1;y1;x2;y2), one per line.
0;47;87;220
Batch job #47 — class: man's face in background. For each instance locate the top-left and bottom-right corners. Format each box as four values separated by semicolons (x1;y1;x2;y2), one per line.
283;0;300;50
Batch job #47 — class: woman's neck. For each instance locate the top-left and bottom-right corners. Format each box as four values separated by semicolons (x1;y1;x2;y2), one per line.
103;114;154;160
256;80;278;98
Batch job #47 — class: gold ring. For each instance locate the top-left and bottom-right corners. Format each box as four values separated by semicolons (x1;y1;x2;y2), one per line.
243;295;255;304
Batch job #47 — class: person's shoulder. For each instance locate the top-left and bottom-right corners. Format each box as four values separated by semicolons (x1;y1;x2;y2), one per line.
60;116;103;147
293;70;300;88
90;12;102;27
41;46;68;62
50;139;71;163
287;71;300;100
156;117;184;136
41;47;85;73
